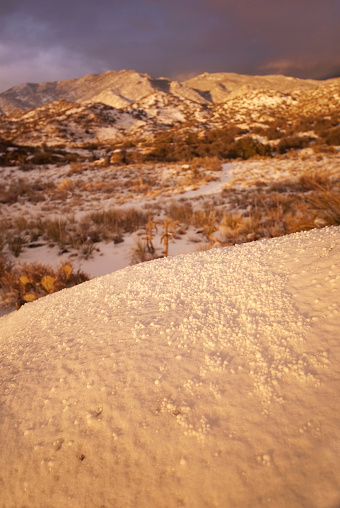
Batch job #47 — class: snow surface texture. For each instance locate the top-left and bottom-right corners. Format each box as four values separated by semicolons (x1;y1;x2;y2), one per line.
0;227;339;508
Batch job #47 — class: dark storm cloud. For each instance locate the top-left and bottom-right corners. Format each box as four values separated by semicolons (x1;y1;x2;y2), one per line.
1;0;339;92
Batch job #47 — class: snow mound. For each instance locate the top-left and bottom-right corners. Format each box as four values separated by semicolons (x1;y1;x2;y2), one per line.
1;227;340;508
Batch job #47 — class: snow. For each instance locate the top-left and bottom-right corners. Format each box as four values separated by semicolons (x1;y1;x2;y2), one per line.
0;226;339;507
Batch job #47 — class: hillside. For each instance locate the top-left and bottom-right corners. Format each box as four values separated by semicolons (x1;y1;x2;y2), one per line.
184;72;326;102
0;70;339;149
0;226;339;507
0;70;209;117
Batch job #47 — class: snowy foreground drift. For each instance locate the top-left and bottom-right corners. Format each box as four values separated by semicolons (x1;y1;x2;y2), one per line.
0;228;340;508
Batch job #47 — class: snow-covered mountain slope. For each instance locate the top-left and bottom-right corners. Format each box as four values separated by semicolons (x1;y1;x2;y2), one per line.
211;83;340;125
1;226;339;508
1;69;338;116
0;69;339;147
184;71;339;103
0;70;152;115
0;70;209;117
0;100;152;146
0;94;210;147
128;90;210;125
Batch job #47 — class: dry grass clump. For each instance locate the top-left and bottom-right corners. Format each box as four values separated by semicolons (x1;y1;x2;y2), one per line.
0;179;51;205
67;161;87;174
268;170;332;194
88;207;148;234
0;260;89;308
319;126;340;146
192;208;222;237
167;202;223;237
27;151;60;165
297;171;331;191
277;135;311;154
128;176;154;193
7;235;25;257
179;167;204;186
167;202;194;222
56;178;76;193
213;215;257;245
41;218;70;245
79;240;95;259
130;238;159;264
191;156;222;172
211;205;307;246
307;187;340;226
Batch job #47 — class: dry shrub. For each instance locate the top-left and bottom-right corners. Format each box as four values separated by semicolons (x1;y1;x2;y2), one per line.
7;235;25;257
79;240;95;259
43;218;69;245
0;261;89;308
88;207;147;234
81;181;105;192
0;179;46;205
277;136;311;154
320;126;340;146
192;208;222;237
297;171;330;191
130;238;159;264
313;144;337;154
192;156;222;172
307;187;340;226
213;212;261;244
167;202;194;222
0;255;12;277
14;217;28;231
30;151;59;165
56;178;76;193
129;176;150;193
179;168;203;186
67;161;86;174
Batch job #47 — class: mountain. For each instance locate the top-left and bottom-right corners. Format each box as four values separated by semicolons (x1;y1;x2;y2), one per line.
0;70;339;148
1;226;340;507
0;70;209;117
183;72;329;102
1;70;338;116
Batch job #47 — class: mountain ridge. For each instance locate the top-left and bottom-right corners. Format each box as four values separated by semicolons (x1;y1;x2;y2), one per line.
0;69;339;149
1;69;339;117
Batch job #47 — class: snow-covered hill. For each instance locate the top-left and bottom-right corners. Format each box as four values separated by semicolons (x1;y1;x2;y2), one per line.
2;70;337;116
1;70;339;148
184;71;327;102
0;226;339;508
0;70;339;147
0;70;209;117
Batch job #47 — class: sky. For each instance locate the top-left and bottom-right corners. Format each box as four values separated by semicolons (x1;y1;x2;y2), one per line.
1;0;339;92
